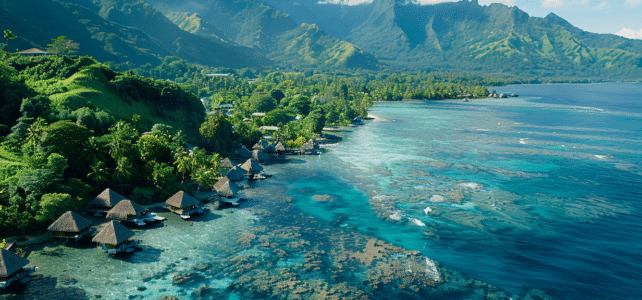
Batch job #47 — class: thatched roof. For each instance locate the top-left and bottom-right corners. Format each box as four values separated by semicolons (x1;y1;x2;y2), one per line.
92;221;134;245
220;157;234;168
300;142;314;151
106;200;147;221
252;150;270;162
236;147;252;158
275;142;286;152
17;48;50;55
241;159;263;175
48;211;92;233
252;140;268;150
264;144;277;153
226;166;246;181
0;249;29;277
89;188;126;208
165;191;200;209
214;177;241;198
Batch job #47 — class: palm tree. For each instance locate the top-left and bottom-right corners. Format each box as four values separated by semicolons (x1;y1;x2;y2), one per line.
174;154;191;183
3;30;17;52
82;137;108;166
114;157;132;194
87;161;109;190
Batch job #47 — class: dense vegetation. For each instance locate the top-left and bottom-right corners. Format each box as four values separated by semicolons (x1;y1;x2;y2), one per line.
145;0;382;70
2;0;642;80
256;0;642;80
0;0;268;70
0;50;495;239
0;53;213;237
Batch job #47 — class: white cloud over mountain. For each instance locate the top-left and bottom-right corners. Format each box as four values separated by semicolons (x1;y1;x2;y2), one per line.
317;0;373;5
616;27;642;39
542;0;563;7
317;0;458;5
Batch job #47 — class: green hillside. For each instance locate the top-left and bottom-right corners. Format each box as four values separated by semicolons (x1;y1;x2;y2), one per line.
146;0;382;70
253;0;642;79
0;0;269;69
344;0;642;79
1;54;205;139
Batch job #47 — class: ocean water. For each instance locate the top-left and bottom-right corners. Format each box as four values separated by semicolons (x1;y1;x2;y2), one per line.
14;83;642;300
285;83;642;300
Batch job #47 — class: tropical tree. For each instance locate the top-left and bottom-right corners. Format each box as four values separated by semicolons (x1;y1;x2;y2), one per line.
174;154;191;183
114;157;132;194
46;36;79;55
87;161;109;190
81;137;108;166
3;30;16;52
36;193;81;223
109;121;138;161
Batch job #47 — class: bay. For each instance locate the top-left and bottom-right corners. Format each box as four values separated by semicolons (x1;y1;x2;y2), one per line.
16;83;642;300
284;83;642;300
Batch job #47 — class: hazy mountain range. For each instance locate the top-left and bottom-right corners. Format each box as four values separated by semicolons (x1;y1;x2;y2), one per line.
3;0;642;79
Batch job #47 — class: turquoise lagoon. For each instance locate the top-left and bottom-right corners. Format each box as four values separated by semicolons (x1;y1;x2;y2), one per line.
13;83;642;300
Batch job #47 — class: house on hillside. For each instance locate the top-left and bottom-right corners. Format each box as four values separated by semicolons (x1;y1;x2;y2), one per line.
17;48;51;56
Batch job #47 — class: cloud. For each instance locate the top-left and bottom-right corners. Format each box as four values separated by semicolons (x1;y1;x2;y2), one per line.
317;0;373;5
593;0;610;9
615;28;642;39
404;0;459;4
625;0;642;5
542;0;563;7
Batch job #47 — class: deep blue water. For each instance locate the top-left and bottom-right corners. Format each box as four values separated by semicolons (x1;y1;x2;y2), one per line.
282;83;642;300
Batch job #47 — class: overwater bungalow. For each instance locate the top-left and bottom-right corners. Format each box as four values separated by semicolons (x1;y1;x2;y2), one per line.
253;140;269;150
86;188;127;216
47;211;93;242
236;147;253;159
165;191;204;220
220;157;234;169
214;177;241;205
0;249;35;289
241;158;264;179
226;165;246;181
300;142;316;155
92;221;139;254
252;150;270;162
106;200;165;226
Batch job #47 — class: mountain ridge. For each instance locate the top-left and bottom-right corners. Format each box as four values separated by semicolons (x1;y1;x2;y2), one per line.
256;0;642;79
145;0;382;70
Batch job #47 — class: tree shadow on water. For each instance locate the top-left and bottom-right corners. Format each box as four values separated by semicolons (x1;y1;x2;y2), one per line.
182;210;222;223
111;244;164;264
1;275;89;300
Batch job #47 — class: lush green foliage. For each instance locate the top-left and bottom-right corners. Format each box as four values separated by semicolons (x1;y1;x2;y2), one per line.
0;0;267;70
46;36;79;55
134;57;495;151
0;54;211;238
0;46;497;240
149;0;380;70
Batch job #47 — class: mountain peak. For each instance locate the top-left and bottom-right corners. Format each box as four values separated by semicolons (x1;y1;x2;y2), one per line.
545;12;574;29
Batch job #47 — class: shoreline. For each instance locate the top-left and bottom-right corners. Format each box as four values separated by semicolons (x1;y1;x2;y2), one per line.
6;118;551;300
